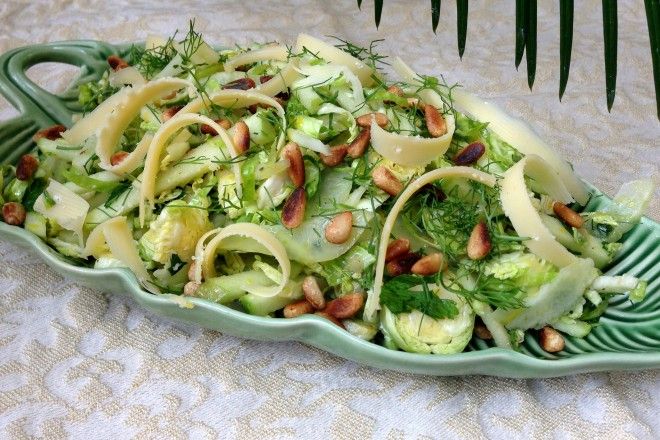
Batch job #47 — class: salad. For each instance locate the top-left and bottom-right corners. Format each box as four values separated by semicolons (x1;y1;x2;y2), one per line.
1;24;653;355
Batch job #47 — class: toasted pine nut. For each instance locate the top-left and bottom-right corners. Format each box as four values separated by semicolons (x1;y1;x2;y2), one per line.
222;77;256;90
183;281;200;296
315;311;344;327
2;202;26;226
16;154;39;181
347;127;371;158
385;238;410;262
200;119;233;136
107;55;129;71
33;124;66;142
424;104;447;137
386;252;421;277
110;151;129;166
302;276;326;310
283;299;314;318
187;261;198;281
474;322;493;340
324;211;353;244
467;222;492;260
539;326;565;353
320;144;348;167
232;121;250;154
281;187;306;229
283;142;305;187
325;293;364;319
411;253;444;276
372;166;403;196
387;85;404;96
162;106;182;121
453;142;485;166
356;112;389;128
406;97;420;108
552;202;584;229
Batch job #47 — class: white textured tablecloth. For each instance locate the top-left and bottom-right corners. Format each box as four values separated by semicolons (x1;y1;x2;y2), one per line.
1;1;658;438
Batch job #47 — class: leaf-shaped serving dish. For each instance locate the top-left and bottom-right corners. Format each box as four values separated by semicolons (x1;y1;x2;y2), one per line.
1;41;658;378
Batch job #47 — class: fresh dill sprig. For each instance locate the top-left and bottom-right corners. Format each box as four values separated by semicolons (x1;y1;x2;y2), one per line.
330;36;389;70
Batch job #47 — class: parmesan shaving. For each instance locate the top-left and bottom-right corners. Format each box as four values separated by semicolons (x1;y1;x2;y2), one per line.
85;216;150;281
369;116;455;167
392;57;589;205
109;66;146;87
224;45;289;72
96;77;191;171
295;34;375;86
139;113;240;225
256;62;301;97
500;154;578;268
62;87;131;146
364;167;497;322
200;223;291;297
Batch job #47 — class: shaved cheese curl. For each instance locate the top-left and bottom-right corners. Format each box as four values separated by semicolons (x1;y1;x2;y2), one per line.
85;216;150;281
96;77;191;171
201;223;291;297
224;45;289;72
256;62;301;97
139;113;240;225
364;167;496;322
295;34;375;86
500;154;578;268
370;115;455;167
62;87;132;146
392;56;589;204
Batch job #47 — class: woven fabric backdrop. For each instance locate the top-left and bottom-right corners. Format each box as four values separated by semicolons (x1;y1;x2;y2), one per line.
0;1;658;438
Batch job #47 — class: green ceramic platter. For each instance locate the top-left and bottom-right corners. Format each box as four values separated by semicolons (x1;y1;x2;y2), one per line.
0;41;658;378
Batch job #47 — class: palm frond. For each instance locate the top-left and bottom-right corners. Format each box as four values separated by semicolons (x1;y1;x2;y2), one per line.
645;0;659;119
353;1;658;116
515;0;527;69
526;0;537;89
602;0;617;111
432;0;441;33
559;0;574;100
456;0;468;58
375;0;384;28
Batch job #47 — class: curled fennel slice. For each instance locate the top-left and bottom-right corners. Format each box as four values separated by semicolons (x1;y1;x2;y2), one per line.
364;167;497;322
34;179;90;248
139;113;240;226
198;223;291;298
500;154;578;268
96;77;192;172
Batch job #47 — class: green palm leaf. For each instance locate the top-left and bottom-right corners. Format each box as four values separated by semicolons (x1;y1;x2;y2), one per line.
457;0;468;58
644;0;659;119
559;0;574;100
515;0;527;69
375;0;384;28
526;0;537;89
602;0;617;111
432;0;441;33
354;1;657;116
